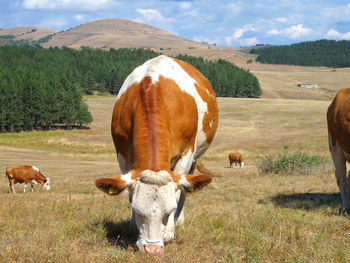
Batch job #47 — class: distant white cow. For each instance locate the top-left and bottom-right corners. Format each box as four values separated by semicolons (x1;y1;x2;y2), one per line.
6;165;50;194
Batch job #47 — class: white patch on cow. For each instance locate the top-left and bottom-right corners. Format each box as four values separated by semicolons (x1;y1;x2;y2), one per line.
173;150;195;175
130;170;177;251
209;120;213;127
115;55;209;160
7;173;13;179
30;180;37;185
121;172;134;185
178;175;192;189
42;178;51;190
32;166;39;172
240;162;245;169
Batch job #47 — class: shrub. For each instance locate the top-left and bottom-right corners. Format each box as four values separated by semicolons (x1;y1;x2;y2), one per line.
259;151;332;175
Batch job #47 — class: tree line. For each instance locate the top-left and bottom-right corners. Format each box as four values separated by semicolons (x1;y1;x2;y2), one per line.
0;45;261;132
250;39;350;68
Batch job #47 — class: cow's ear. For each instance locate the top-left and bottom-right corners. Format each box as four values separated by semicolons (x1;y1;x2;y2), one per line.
95;173;133;195
177;174;212;193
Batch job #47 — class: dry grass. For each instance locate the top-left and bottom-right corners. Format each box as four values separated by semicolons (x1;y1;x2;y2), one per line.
0;96;349;263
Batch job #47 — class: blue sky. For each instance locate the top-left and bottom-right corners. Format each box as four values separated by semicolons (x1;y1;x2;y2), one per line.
1;0;350;46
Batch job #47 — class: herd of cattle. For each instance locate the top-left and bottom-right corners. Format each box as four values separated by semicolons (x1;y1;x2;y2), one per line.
4;55;350;254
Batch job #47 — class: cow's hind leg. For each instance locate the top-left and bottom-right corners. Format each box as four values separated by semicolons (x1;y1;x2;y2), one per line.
7;173;16;194
329;134;350;214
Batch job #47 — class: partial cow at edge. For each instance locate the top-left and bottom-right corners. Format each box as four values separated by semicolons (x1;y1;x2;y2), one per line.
95;55;218;254
229;153;244;168
6;165;51;194
327;87;350;214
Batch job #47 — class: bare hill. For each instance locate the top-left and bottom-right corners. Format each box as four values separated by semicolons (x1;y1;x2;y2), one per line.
42;18;207;50
0;26;57;42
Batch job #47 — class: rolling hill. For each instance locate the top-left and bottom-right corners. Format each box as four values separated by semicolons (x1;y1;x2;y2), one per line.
0;26;57;43
41;18;207;50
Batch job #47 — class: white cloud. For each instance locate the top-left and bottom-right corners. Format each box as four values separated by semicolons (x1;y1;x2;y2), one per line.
136;9;166;21
74;14;84;21
39;18;67;30
276;17;288;23
179;2;191;10
267;29;282;35
232;24;256;40
240;37;258;46
21;0;115;11
326;28;350;39
284;24;312;39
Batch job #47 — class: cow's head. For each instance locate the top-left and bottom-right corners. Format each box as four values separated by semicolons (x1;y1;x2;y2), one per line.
42;178;50;190
95;169;211;254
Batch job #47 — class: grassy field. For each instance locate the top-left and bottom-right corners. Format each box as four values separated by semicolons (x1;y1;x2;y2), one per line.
1;96;350;263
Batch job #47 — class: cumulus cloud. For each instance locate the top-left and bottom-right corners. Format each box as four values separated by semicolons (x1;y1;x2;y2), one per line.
275;17;288;23
284;24;312;39
267;29;282;35
74;14;84;21
240;37;258;46
136;9;166;21
232;24;256;40
21;0;115;11
39;17;68;30
224;24;257;46
178;2;192;10
326;28;350;39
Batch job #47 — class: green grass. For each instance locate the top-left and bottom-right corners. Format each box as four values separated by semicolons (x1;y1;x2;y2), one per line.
259;151;332;175
0;97;349;262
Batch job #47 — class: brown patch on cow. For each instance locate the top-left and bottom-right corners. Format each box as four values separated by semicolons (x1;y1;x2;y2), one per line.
95;176;128;195
327;87;350;156
174;58;218;144
183;174;212;193
112;75;199;172
6;165;47;184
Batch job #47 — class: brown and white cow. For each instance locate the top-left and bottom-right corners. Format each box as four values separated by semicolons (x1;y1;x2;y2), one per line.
327;87;350;214
6;165;51;194
228;153;244;168
95;55;218;254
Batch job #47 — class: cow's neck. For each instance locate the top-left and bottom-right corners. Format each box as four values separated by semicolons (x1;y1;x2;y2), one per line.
133;77;170;171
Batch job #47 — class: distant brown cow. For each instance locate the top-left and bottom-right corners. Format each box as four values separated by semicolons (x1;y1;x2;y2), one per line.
6;165;50;194
228;153;244;168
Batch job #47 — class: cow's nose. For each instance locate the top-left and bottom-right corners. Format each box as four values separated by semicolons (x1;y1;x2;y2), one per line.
142;244;163;255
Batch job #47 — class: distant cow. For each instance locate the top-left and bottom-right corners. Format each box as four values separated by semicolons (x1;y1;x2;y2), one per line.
229;153;244;168
327;87;350;214
95;55;218;254
6;165;50;194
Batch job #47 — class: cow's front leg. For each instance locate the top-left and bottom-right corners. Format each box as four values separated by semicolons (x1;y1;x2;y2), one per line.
23;183;28;193
174;189;186;225
163;211;175;243
9;179;15;194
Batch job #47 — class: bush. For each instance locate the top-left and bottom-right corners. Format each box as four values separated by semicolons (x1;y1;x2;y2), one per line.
259;151;332;175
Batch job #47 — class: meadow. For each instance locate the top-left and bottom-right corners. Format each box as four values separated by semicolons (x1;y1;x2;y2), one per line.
0;96;349;263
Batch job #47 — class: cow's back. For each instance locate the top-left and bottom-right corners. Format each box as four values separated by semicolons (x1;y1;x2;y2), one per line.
112;56;218;170
327;87;350;155
6;165;36;183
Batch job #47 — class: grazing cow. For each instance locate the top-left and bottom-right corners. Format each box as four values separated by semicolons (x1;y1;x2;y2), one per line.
95;55;218;254
229;153;244;168
327;87;350;214
6;165;50;194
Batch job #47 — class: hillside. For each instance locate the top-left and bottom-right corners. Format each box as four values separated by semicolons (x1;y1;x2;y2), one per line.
0;26;57;43
41;18;208;50
250;40;350;68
